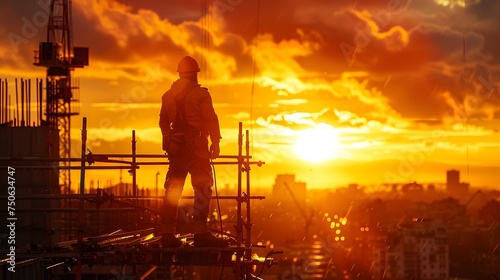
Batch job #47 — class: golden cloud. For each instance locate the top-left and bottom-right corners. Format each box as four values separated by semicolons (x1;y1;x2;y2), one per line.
350;9;409;51
74;0;238;81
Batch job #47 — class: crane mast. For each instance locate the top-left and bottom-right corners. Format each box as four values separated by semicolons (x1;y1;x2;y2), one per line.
34;0;88;194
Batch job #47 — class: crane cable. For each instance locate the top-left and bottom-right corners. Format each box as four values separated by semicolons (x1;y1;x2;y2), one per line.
462;4;471;187
201;0;206;85
201;0;212;87
250;0;261;153
202;3;225;279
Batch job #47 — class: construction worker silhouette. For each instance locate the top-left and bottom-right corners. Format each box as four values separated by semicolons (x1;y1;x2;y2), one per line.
159;56;227;247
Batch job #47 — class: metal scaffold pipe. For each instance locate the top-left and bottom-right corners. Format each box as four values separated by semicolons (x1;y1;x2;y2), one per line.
28;79;31;126
0;79;3;123
21;78;24;126
1;194;266;201
132;130;137;197
2;117;268;279
80;117;87;195
38;79;43;126
15;78;19;126
0;80;2;123
235;122;243;277
80;154;252;159
76;117;87;280
245;129;252;260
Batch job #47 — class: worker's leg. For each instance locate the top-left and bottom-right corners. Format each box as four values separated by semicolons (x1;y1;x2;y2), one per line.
190;158;228;247
160;162;187;247
162;179;186;231
190;158;213;230
190;135;213;226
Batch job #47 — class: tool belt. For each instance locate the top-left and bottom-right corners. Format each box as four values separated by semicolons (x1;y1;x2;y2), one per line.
164;129;206;156
164;85;209;156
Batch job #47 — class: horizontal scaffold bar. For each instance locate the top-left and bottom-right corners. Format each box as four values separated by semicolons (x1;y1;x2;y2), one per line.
15;208;138;212
90;153;252;159
0;195;266;200
0;154;252;161
0;161;264;170
0;166;135;170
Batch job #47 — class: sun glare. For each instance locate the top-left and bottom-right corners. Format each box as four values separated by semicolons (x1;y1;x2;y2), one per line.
434;0;479;8
294;125;340;163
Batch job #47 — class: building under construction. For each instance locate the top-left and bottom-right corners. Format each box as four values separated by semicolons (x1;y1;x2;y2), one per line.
1;116;272;279
0;1;275;279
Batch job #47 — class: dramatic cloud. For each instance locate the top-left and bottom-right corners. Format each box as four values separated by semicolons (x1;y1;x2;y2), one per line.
2;0;500;187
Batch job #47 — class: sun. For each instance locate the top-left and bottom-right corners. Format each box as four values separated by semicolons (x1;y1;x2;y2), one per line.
294;125;340;163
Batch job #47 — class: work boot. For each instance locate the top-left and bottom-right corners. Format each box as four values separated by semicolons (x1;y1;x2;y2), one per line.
194;232;229;247
192;219;228;247
161;233;182;247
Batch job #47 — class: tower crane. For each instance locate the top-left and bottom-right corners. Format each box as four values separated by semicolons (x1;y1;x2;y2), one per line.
283;182;315;240
33;0;89;194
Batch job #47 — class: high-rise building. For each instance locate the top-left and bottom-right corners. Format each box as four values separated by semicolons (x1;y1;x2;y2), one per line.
446;170;460;193
446;170;469;198
372;219;449;280
272;174;306;205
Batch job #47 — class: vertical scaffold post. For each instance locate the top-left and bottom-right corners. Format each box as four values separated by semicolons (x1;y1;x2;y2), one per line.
21;78;24;127
132;130;137;197
132;130;138;227
245;130;251;252
15;78;19;126
0;79;3;124
28;79;31;126
4;78;7;123
76;117;87;280
38;79;43;125
245;129;252;278
3;79;8;123
80;118;87;194
236;122;243;278
131;129;138;277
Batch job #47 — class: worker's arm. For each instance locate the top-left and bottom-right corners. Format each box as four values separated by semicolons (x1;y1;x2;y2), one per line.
199;90;221;144
159;94;171;151
199;89;221;158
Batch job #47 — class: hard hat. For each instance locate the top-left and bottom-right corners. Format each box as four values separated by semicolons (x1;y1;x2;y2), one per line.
177;56;200;73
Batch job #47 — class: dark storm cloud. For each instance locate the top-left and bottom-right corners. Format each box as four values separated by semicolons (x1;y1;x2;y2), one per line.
116;0;205;24
413;24;484;61
467;0;500;66
71;2;188;67
468;0;500;21
1;0;51;68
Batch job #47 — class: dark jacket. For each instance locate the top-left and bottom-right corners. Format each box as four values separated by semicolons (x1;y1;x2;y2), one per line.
159;78;221;143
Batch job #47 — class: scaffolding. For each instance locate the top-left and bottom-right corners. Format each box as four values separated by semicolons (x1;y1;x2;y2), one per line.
1;118;280;279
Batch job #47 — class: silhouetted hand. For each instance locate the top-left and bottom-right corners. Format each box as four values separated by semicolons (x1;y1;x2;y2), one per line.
162;135;169;151
210;142;220;159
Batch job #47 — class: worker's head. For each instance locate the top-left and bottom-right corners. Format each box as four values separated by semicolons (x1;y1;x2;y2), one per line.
177;56;200;81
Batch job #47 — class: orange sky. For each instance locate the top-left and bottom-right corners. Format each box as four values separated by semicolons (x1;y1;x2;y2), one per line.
1;0;500;190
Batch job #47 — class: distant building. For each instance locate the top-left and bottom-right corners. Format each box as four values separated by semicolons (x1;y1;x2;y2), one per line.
428;197;469;226
272;174;306;206
372;219;449;280
446;170;469;198
402;182;424;200
346;183;363;198
446;170;460;192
